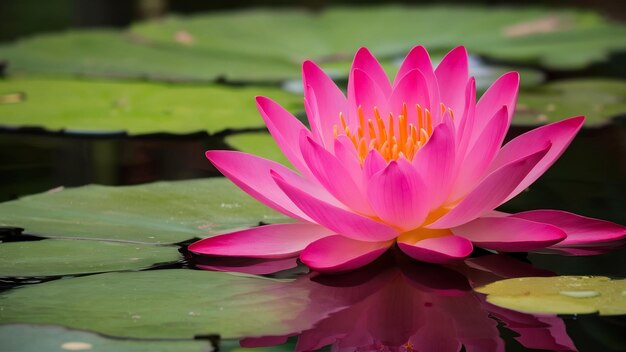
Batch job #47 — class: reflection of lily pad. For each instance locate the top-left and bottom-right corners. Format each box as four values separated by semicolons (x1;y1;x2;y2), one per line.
1;7;624;83
0;270;306;339
515;80;626;126
0;178;289;244
476;276;626;316
0;239;181;277
0;324;210;352
0;78;299;135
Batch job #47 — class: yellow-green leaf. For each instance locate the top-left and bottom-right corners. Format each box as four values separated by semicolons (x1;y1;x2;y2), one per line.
476;276;626;316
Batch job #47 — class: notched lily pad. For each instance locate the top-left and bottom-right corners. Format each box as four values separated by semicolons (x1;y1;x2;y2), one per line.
0;324;211;352
0;78;299;135
0;270;308;339
476;276;626;316
515;79;626;126
0;239;181;277
0;178;289;244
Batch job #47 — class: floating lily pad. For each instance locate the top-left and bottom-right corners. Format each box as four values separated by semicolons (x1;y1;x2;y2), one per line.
0;78;299;135
515;80;626;126
0;270;310;339
1;7;624;83
0;324;211;352
0;30;302;83
0;239;181;277
0;178;289;244
476;276;626;316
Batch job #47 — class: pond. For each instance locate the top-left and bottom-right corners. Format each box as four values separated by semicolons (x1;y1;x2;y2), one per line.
1;3;625;352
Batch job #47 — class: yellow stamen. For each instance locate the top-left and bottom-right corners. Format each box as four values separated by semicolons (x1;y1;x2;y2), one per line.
425;109;433;135
332;103;453;164
368;119;377;140
399;115;407;146
340;112;348;130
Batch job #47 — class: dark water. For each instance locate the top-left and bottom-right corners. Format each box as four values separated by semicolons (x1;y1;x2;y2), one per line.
1;121;625;351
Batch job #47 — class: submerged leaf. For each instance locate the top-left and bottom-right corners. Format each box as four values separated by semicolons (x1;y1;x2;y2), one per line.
0;239;181;277
476;276;626;315
225;133;290;166
0;178;289;244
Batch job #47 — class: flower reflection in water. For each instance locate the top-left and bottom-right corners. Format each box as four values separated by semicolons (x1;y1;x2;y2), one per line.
192;252;577;351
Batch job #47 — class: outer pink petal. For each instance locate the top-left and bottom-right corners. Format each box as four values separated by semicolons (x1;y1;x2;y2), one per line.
450;106;509;201
300;134;374;215
412;121;456;208
398;234;473;263
300;235;392;272
387;69;431;125
491;116;585;203
194;257;299;275
255;96;312;176
452;216;566;252
435;46;469;119
349;47;392;98
188;223;335;258
273;172;400;242
510;210;626;247
428;145;550;229
206;150;312;221
367;160;429;230
472;72;519;144
303;60;347;146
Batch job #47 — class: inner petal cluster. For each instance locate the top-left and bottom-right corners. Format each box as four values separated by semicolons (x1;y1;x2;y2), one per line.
334;103;452;163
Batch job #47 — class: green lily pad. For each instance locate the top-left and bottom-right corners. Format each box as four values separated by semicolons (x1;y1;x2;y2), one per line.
0;269;309;339
1;7;624;83
0;324;211;352
476;276;626;316
225;132;289;166
0;178;289;244
0;239;181;277
515;80;626;126
0;78;299;135
0;30;302;83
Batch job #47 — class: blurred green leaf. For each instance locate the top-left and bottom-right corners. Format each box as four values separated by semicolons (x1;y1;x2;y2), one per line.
1;6;624;83
515;80;626;126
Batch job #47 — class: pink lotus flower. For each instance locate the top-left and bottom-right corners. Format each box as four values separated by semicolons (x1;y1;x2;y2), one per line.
190;46;626;272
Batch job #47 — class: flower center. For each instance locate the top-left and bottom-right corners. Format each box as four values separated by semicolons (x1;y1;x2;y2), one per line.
333;103;451;163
